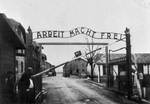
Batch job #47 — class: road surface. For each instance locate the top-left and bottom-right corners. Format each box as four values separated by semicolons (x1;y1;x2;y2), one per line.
42;74;138;104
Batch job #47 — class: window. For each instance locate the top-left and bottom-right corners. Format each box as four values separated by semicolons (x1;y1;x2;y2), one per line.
103;65;107;75
21;50;23;53
76;69;79;73
21;61;24;72
113;65;118;76
15;60;18;73
143;64;150;75
16;60;18;69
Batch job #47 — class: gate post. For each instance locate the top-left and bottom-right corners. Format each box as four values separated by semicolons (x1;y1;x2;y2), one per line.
106;46;110;87
125;28;133;99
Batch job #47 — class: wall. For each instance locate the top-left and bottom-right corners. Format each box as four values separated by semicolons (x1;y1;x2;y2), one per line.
0;31;15;95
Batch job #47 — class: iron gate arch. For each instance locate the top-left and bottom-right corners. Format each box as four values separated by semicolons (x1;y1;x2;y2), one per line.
29;27;132;99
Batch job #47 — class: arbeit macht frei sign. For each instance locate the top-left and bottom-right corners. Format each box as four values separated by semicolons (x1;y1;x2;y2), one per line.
33;27;125;40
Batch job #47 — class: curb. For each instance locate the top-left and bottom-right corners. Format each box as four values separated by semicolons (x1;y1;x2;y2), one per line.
86;79;105;87
86;79;150;104
86;79;125;95
141;99;150;104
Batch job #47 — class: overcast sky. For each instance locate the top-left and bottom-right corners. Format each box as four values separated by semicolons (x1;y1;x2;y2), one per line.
1;0;150;66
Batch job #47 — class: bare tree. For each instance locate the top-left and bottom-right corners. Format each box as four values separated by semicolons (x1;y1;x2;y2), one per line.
84;37;100;80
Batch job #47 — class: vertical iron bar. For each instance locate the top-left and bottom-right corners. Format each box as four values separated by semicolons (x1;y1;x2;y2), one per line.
106;46;109;87
125;28;132;99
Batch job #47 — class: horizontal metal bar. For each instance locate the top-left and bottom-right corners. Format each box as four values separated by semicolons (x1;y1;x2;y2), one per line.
38;42;108;45
86;47;102;56
109;47;126;52
32;45;106;77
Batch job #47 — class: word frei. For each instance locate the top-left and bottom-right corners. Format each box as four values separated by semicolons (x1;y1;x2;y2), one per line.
33;27;125;40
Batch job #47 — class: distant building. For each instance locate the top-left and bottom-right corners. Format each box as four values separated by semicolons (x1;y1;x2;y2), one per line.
63;58;88;77
41;59;56;76
40;53;47;71
26;27;43;92
94;53;150;98
45;61;52;69
63;62;71;77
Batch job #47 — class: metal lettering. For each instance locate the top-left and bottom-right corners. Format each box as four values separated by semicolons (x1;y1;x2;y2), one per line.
80;27;85;34
42;31;47;38
91;30;96;37
37;32;42;39
107;33;111;39
86;28;92;36
34;27;124;41
58;31;64;38
75;28;80;35
101;32;105;39
48;31;52;37
70;30;75;37
120;34;125;40
114;33;118;40
53;31;57;38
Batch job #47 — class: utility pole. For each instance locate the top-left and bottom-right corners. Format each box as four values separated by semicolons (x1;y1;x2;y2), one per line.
125;28;132;99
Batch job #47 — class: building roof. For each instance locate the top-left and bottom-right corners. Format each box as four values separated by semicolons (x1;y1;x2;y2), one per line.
133;53;150;64
0;13;26;48
95;53;150;64
9;18;26;43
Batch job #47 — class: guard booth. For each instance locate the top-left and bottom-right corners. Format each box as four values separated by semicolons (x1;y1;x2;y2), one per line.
106;28;133;98
109;55;129;94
